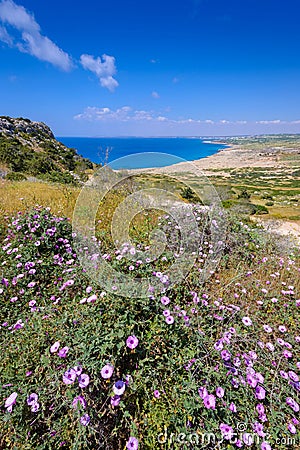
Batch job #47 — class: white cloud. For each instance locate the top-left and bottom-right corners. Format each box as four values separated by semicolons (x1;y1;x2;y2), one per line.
256;120;282;125
0;24;12;43
74;106;131;121
0;0;73;71
80;53;118;92
74;107;298;130
151;90;160;99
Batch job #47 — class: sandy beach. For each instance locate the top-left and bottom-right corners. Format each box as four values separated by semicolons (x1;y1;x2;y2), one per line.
151;143;292;176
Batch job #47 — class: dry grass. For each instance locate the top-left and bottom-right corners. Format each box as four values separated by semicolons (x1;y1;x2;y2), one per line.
0;180;80;219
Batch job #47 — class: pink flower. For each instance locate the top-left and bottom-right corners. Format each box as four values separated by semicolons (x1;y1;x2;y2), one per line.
27;393;38;406
78;374;90;388
161;296;170;305
5;392;17;412
87;294;97;303
80;413;90;426
255;386;266;400
261;442;272;450
198;386;208;399
111;395;121;406
126;437;139;450
165;315;174;324
63;368;76;385
50;341;60;353
242;317;252;326
288;423;296;434
58;346;69;358
229;402;237;412
203;394;216;409
216;387;224;398
126;335;139;349
101;364;114;379
113;380;126;396
154;390;160;398
220;423;234;440
286;397;299;412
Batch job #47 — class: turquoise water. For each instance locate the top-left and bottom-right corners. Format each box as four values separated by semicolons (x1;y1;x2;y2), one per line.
57;137;227;169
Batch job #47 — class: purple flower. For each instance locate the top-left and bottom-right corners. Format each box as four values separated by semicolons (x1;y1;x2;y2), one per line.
27;393;38;406
216;387;224;398
80;414;90;426
63;368;76;385
280;370;288;380
5;392;17;412
78;374;90;388
154;390;160;398
253;422;265;437
255;386;266;400
220;423;234;440
288;423;296;434
247;373;258;388
58;346;69;358
288;371;299;382
165;315;174;324
50;341;60;353
126;437;139;450
163;309;170;317
126;335;139;350
31;402;40;412
242;316;252;326
161;296;170;305
72;396;86;410
87;294;97;303
256;403;265;415
113;380;126;396
229;402;237;412
198;386;208;399
286;397;299;412
111;395;121;406
261;442;272;450
203;394;216;409
221;349;231;361
101;364;114;379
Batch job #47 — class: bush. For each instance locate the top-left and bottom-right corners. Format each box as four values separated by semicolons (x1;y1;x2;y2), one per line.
253;204;269;215
5;172;27;181
238;189;251;200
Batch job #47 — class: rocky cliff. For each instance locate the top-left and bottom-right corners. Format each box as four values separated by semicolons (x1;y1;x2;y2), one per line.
0;116;94;184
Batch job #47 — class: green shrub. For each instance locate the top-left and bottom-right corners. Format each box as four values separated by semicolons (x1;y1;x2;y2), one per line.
5;172;27;181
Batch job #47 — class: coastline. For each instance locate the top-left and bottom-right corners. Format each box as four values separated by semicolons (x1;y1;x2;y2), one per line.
148;142;288;175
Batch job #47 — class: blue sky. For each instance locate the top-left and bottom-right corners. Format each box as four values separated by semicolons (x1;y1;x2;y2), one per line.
1;0;300;136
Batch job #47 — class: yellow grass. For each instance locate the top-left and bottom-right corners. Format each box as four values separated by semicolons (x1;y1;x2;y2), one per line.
0;180;80;219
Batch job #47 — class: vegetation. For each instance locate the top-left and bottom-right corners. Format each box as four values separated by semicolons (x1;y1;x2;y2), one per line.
0;117;95;185
0;132;299;449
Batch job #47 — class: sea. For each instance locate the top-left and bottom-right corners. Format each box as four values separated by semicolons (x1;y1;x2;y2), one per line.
57;137;227;170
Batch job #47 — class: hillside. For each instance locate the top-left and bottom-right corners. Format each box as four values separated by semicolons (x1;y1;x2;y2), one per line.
0;116;95;184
